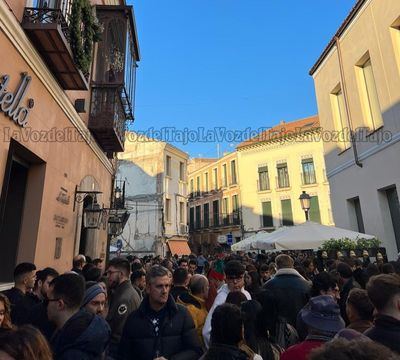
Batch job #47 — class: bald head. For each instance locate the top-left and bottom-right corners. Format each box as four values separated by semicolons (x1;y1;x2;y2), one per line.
73;254;86;270
189;274;209;298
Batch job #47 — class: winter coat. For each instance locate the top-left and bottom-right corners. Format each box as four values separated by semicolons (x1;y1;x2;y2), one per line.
202;284;251;348
261;268;311;327
51;309;111;360
280;339;325;360
177;292;208;345
364;314;400;354
2;287;35;325
200;344;249;360
106;280;141;346
170;286;189;301
118;295;203;360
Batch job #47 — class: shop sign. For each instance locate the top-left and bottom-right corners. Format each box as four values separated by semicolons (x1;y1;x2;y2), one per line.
0;73;34;127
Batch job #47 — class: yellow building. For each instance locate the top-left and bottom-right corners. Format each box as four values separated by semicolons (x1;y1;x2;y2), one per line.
310;0;400;258
237;116;333;237
188;152;241;253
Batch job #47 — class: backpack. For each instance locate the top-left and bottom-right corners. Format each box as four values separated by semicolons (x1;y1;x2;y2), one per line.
274;316;299;349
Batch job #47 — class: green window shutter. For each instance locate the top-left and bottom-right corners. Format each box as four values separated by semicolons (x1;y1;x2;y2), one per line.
262;201;273;227
309;196;321;223
281;199;294;226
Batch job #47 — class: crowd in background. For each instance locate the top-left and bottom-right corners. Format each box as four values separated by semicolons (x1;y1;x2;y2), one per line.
0;249;399;359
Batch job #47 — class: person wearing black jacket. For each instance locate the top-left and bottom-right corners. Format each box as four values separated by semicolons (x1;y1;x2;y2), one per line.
260;254;311;327
118;265;202;360
47;273;110;359
2;262;37;326
364;274;400;354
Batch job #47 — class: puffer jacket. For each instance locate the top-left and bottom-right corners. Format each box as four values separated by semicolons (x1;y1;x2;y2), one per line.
118;295;203;360
51;309;111;360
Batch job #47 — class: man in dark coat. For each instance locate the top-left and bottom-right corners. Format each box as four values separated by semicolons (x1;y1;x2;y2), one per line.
47;273;110;359
119;265;202;360
260;254;311;327
170;267;190;301
364;274;400;354
106;257;141;358
2;262;37;325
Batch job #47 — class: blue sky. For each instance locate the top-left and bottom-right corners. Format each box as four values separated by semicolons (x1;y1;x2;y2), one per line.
128;0;355;157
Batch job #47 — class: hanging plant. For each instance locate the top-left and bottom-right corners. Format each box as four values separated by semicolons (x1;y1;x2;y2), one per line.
69;0;102;75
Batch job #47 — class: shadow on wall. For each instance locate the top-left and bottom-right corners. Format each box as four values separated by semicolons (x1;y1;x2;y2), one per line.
319;99;400;259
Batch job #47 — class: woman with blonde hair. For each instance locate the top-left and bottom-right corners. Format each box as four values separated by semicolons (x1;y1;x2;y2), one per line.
0;325;53;360
0;294;12;332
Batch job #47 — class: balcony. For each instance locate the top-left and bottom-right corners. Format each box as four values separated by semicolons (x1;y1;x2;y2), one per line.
22;4;88;90
189;212;241;231
88;5;140;153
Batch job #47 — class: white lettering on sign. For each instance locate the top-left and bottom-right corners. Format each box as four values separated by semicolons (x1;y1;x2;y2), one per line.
0;73;33;127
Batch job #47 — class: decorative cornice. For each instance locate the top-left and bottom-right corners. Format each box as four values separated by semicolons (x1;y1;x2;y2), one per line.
0;0;113;174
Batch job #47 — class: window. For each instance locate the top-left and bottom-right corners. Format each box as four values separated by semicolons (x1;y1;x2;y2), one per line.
189;207;195;230
232;195;240;224
204;172;209;192
190;179;194;196
179;202;185;224
258;165;270;191
302;159;316;185
222;198;229;225
277;163;290;188
196;176;201;196
213;200;219;226
195;205;201;229
385;187;400;251
203;203;210;228
179;162;185;181
232;195;239;212
262;201;273;227
222;164;228;187
357;58;383;130
281;199;293;226
213;168;218;190
309;196;321;223
165;198;171;222
348;197;365;233
166;155;171;177
231;160;237;185
330;87;350;151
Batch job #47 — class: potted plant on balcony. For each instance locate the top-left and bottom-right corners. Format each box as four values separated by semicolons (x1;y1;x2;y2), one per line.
69;0;102;75
320;237;381;259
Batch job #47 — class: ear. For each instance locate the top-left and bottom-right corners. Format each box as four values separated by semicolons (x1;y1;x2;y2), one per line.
37;280;43;288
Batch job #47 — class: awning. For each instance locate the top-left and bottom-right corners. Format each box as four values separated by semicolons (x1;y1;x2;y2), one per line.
167;240;191;256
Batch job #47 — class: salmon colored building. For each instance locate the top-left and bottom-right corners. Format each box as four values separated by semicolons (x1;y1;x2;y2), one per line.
0;0;139;285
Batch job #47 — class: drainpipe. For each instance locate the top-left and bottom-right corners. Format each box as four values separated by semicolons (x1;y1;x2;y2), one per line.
335;36;363;168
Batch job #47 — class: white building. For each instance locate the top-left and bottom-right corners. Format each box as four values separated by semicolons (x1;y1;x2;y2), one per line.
310;0;400;258
117;133;190;256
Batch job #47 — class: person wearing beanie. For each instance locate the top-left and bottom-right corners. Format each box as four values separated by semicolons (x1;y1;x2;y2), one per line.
82;283;107;317
203;260;251;349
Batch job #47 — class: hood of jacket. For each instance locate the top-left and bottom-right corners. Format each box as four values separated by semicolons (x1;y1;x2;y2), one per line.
53;310;110;357
178;292;204;309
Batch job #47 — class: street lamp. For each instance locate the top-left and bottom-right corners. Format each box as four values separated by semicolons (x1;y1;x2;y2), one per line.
299;191;311;221
73;186;104;229
83;196;103;229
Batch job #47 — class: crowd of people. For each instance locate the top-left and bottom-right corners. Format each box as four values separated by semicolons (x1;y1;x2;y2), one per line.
0;250;399;359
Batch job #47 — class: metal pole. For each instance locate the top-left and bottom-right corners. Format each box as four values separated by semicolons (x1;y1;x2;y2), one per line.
305;210;309;222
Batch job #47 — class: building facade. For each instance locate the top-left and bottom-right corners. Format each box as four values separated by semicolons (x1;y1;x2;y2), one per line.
0;0;139;283
310;0;400;259
117;133;189;256
237;116;333;237
188;152;242;254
